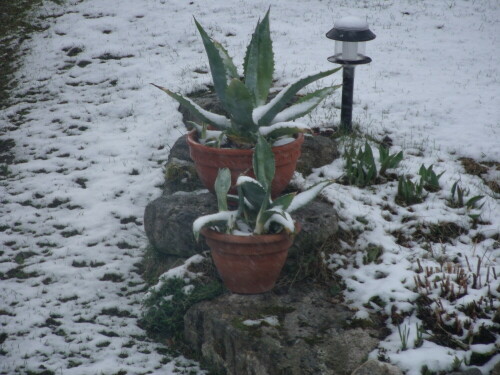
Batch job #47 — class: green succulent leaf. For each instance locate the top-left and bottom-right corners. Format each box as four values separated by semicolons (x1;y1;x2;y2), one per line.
271;192;296;211
252;135;275;191
225;79;257;135
152;84;231;130
192;211;237;241
243;8;274;106
213;40;239;81
256;67;341;126
286;180;333;213
263;208;295;234
236;176;267;211
271;85;341;123
214;168;231;212
194;18;232;108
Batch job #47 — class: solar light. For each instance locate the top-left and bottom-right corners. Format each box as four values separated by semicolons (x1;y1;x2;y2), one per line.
326;16;375;132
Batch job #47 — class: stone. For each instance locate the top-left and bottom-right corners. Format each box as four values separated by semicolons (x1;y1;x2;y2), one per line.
143;191;217;256
184;284;381;375
351;359;403;375
161;135;204;194
163;157;204;194
167;134;191;163
296;134;339;176
448;369;483;375
492;361;500;375
290;199;339;257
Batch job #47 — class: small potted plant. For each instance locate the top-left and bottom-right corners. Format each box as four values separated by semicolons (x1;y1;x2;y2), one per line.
154;10;341;196
193;135;333;294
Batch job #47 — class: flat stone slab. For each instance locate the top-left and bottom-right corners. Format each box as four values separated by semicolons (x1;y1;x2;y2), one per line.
184;284;381;375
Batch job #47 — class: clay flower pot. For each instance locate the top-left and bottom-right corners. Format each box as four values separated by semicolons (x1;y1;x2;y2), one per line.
187;130;304;197
200;225;299;294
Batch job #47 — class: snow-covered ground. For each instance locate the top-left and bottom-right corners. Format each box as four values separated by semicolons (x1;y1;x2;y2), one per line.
0;0;498;374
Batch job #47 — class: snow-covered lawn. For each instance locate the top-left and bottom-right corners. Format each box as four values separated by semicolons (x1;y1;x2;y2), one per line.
0;0;498;374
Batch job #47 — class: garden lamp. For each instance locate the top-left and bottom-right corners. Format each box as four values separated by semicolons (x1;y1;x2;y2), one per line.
326;16;375;132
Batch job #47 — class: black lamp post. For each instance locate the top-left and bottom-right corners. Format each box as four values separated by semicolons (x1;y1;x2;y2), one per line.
326;16;375;132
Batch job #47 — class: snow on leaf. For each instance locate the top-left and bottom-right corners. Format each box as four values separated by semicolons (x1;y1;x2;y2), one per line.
258;121;310;137
192;211;237;240
263;208;294;233
286;181;333;213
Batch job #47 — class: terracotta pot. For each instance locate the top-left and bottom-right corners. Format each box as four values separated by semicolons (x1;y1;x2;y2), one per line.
187;130;304;197
200;225;299;294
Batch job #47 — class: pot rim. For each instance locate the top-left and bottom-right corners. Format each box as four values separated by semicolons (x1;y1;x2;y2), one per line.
187;129;304;155
200;222;301;245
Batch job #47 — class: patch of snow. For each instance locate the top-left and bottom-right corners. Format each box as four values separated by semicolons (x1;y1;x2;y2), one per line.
334;16;369;31
242;316;280;327
258;121;309;136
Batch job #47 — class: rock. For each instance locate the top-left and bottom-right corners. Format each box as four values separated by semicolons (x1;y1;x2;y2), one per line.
290;199;339;258
163;158;204;194
144;191;217;256
351;359;403;375
162;135;204;194
167;134;191;163
448;369;483;375
184;284;380;375
493;361;500;375
296;134;339;175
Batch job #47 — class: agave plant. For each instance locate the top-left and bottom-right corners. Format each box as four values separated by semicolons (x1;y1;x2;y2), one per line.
193;135;333;238
154;10;341;147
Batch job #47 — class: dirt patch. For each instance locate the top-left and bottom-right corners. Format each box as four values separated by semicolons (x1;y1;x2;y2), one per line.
459;157;500;194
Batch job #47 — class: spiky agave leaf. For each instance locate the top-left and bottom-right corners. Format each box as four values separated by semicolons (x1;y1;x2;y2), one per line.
194;18;237;109
251;135;275;234
213;40;239;81
152;84;231;130
224;79;258;136
254;67;342;126
252;135;275;191
271;85;342;124
243;8;274;106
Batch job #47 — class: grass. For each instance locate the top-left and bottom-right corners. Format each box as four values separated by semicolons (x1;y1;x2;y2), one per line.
0;0;63;109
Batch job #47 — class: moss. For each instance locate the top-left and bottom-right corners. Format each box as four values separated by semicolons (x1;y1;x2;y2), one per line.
260;305;295;322
346;318;376;329
230;318;263;337
164;159;203;192
141;277;223;342
141;244;187;285
303;334;325;346
230;304;295;338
